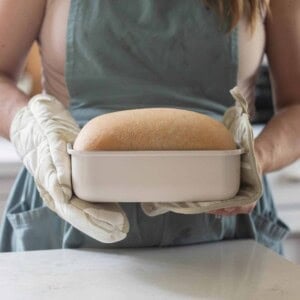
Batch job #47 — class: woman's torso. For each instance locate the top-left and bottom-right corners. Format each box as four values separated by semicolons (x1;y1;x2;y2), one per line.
38;0;266;119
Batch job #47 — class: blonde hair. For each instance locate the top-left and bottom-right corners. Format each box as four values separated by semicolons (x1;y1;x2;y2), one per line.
203;0;269;32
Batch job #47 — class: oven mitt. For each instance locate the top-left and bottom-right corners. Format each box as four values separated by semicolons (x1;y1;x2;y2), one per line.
10;94;129;243
141;86;263;216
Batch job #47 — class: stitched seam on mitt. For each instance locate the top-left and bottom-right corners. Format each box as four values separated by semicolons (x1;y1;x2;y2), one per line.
29;103;71;193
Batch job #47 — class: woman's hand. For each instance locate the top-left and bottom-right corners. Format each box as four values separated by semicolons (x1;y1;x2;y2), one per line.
142;87;263;217
208;140;264;216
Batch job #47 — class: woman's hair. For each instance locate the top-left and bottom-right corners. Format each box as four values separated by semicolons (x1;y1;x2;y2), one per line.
203;0;269;32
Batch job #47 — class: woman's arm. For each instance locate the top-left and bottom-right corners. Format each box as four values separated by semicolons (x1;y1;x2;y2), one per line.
254;0;300;174
0;0;46;139
210;1;300;215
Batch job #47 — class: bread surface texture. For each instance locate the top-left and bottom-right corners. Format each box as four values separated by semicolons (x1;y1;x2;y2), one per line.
73;108;236;151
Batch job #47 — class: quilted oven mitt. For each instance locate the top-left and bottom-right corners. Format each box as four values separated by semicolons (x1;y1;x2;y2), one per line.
10;94;129;243
141;86;263;216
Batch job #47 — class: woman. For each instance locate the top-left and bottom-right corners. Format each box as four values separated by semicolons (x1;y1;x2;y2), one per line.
0;0;297;252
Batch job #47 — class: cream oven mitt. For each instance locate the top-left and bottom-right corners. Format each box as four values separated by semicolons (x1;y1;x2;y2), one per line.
10;94;129;243
141;86;263;216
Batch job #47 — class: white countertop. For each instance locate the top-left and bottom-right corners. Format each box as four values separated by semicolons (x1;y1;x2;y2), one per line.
0;137;21;177
0;137;20;162
0;240;299;300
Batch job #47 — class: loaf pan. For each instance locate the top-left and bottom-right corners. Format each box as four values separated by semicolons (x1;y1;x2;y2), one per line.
67;144;244;203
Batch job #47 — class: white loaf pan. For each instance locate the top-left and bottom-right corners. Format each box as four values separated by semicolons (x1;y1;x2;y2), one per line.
67;145;244;203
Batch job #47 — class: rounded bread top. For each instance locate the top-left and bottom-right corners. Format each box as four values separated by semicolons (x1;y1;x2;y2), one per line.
73;107;236;151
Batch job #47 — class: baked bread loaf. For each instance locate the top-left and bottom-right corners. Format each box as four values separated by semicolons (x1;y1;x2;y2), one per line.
73;108;236;151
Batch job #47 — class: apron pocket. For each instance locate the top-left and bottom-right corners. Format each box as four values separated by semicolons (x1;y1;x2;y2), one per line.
252;212;290;254
7;206;63;251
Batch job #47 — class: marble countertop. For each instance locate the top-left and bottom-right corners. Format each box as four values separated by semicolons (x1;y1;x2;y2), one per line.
0;240;299;300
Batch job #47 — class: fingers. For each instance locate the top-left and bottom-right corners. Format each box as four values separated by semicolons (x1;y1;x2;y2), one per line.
54;197;129;243
208;202;257;216
69;198;130;233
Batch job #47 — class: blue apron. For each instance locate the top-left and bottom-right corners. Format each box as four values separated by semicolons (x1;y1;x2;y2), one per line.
0;0;289;252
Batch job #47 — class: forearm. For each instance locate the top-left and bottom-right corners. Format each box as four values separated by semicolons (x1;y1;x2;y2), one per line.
0;74;29;140
254;104;300;174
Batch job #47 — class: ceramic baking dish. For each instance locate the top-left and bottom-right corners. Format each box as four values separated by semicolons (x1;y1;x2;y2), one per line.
67;144;244;203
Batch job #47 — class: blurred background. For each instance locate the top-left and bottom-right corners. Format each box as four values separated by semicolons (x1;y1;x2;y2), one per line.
0;44;299;262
